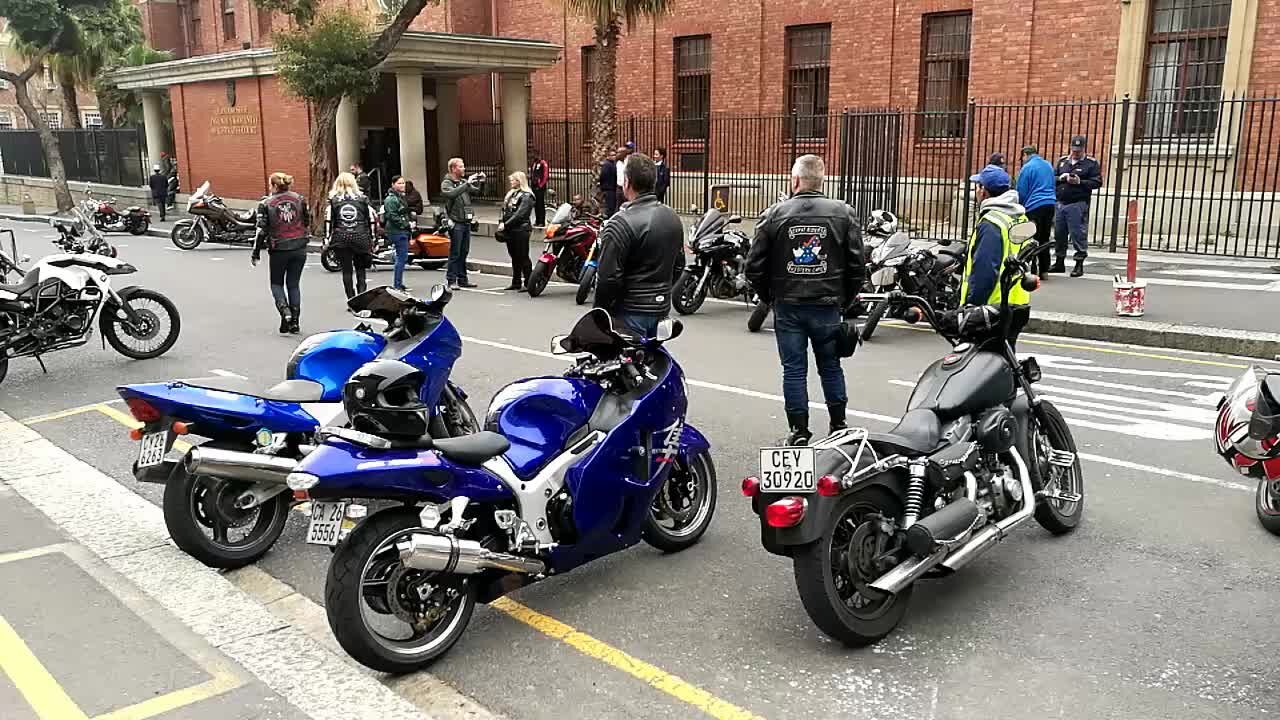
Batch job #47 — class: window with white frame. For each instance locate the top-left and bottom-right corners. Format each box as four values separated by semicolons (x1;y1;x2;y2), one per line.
0;58;8;90
82;110;103;128
39;110;61;129
0;111;14;130
43;68;54;90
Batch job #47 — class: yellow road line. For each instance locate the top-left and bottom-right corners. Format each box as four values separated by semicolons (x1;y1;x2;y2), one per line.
0;614;90;720
21;404;107;425
491;597;764;720
0;543;75;566
93;670;239;720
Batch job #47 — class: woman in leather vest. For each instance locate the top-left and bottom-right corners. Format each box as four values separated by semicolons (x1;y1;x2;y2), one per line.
251;172;311;334
326;173;376;300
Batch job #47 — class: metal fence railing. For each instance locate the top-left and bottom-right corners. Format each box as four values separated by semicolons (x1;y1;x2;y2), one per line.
0;128;146;188
472;93;1280;257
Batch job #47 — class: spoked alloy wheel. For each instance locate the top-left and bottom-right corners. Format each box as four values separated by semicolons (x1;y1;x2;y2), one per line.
101;289;181;360
162;461;290;568
793;487;910;646
642;451;717;552
326;509;475;673
1031;400;1085;534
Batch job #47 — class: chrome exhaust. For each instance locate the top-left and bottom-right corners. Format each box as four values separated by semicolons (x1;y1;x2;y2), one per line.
869;547;948;595
184;446;298;484
397;533;546;576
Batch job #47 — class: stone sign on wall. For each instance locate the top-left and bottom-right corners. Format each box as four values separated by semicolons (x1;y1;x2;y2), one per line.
210;107;259;136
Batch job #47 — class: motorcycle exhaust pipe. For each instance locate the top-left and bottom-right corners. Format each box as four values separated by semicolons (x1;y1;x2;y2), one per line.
397;532;546;576
868;546;948;595
184;446;298;484
941;447;1037;572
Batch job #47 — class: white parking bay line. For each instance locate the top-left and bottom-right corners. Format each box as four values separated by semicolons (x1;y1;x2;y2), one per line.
461;334;1249;493
210;369;247;379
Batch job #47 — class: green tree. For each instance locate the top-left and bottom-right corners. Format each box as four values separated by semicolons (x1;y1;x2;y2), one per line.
566;0;672;172
254;0;439;227
94;44;173;131
0;0;112;210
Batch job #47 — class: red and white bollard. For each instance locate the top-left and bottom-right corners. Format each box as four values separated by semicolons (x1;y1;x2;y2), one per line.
1113;199;1147;316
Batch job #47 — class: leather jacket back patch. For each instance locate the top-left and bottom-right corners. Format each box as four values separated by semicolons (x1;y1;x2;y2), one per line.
786;225;829;276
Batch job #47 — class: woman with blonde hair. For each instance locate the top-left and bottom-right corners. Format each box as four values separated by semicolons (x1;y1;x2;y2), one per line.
497;170;535;290
251;172;310;333
326;171;375;299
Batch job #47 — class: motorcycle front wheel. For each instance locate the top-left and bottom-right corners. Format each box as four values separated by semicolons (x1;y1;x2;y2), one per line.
673;270;708;315
643;450;717;552
320;247;341;272
747;300;771;333
128;219;150;236
1031;400;1085;535
793;486;911;647
1255;478;1280;536
325;508;476;673
860;299;889;341
575;265;596;306
101;288;182;360
171;221;202;250
162;453;291;569
527;261;551;297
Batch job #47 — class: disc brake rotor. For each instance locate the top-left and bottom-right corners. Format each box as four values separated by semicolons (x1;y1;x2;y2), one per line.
656;470;698;524
123;308;161;340
386;565;458;631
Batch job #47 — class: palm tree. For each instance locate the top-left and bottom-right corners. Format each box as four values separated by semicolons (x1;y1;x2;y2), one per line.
565;1;672;171
95;44;174;131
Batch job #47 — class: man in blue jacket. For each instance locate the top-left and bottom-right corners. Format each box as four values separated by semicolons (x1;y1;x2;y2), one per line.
1054;135;1103;277
1016;145;1057;276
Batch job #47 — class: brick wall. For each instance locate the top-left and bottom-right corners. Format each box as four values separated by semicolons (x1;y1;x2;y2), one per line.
139;0;186;57
0;46;101;129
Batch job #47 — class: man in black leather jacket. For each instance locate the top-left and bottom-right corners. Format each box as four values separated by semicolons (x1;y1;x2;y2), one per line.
594;153;685;339
746;155;865;445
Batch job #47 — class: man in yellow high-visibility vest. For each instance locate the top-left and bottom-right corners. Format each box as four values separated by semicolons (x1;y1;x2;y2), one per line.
960;164;1032;347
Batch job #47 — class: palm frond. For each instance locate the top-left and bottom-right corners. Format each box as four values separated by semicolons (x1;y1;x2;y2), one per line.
563;0;673;33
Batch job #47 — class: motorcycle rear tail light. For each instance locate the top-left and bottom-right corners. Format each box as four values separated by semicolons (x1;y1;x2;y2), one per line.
817;475;842;497
741;476;761;497
125;397;161;423
765;497;807;528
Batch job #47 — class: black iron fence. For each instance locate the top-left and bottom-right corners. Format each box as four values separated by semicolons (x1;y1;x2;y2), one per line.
470;93;1280;258
0;128;146;188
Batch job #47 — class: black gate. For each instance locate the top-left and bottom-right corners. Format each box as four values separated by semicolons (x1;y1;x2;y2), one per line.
0;128;145;186
840;110;902;220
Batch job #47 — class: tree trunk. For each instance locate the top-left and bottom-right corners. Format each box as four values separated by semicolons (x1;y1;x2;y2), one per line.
59;70;82;129
14;77;73;212
589;19;621;184
307;97;341;235
97;91;116;129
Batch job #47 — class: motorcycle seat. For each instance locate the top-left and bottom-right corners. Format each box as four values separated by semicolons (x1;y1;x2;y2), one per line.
869;408;942;455
182;376;326;403
938;247;965;260
392;431;510;465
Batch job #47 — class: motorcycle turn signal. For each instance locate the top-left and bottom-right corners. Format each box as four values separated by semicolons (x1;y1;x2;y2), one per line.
1022;274;1042;292
903;307;924;324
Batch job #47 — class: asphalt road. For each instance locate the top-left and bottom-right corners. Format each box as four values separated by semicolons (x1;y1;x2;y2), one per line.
2;225;1278;720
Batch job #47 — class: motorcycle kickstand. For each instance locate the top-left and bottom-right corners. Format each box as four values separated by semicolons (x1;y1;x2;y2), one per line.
34;354;47;373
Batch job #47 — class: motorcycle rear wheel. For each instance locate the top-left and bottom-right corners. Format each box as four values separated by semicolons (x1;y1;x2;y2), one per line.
101;288;182;360
861;299;889;341
673;270;707;315
793;486;911;647
1031;400;1085;534
162;452;292;569
171;221;202;250
527;261;551;298
642;450;717;552
575;265;596;306
326;508;476;673
128;220;149;236
1255;479;1280;536
747;300;771;333
320;247;341;272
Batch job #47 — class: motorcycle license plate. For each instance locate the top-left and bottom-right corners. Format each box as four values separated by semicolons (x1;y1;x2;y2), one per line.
871;267;897;287
759;447;816;493
306;502;347;546
137;431;171;468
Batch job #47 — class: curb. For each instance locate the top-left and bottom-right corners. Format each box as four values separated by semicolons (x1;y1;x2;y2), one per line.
1027;311;1280;360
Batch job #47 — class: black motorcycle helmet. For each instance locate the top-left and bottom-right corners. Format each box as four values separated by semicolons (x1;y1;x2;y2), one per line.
342;359;430;439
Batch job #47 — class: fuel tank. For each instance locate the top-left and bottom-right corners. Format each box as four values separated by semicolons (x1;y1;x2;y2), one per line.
286;330;387;402
907;345;1015;421
485;377;605;479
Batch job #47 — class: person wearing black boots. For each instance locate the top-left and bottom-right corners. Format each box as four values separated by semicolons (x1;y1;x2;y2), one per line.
251;172;311;334
746;154;865;446
498;171;535;290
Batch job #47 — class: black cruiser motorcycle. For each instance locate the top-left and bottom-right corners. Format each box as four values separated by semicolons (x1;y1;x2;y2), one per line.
744;240;1084;646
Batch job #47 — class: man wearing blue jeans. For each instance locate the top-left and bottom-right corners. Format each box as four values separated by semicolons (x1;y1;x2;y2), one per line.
746;155;865;446
441;157;484;289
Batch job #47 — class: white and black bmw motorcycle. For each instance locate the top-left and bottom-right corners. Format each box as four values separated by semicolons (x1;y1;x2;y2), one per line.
0;223;181;385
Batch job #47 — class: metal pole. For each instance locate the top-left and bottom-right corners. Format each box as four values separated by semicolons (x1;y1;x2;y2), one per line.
1108;94;1131;253
562;118;571;200
960;98;976;238
702;115;710;209
839;109;851;204
790;107;799;164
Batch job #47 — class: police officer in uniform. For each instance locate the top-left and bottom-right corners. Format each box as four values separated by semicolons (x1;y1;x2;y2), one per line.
1052;135;1103;277
252;172;311;334
960;164;1031;347
326;172;376;300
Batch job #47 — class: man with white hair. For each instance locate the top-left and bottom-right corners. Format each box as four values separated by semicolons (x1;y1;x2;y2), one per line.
746;155;865;445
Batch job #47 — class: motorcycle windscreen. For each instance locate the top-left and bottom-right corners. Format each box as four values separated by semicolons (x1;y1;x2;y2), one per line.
871;232;911;263
549;203;574;225
693;208;725;239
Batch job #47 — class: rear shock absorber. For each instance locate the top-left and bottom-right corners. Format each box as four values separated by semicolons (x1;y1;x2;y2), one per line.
903;459;927;529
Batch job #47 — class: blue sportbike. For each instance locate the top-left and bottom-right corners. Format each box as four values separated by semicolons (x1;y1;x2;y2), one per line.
290;309;717;673
115;286;478;569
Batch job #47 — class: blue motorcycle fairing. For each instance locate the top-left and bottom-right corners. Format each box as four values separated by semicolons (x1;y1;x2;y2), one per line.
118;383;323;436
299;439;514;504
485;378;605;479
287;330;387;402
389;317;463;410
678;424;711;456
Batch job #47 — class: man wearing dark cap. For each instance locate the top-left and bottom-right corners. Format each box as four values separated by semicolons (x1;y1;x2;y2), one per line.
1053;135;1103;277
988;152;1007;168
961;164;1032;346
1016;145;1057;276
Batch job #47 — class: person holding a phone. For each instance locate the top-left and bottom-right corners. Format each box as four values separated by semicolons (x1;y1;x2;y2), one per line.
441;157;484;290
1053;135;1103;277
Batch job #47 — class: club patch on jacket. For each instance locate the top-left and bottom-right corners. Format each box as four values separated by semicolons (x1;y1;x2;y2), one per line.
787;225;828;275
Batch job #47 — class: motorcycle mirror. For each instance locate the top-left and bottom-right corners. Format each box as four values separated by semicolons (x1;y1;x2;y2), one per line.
904;307;924;324
428;283;449;303
655;318;683;343
1021;274;1042;292
550;334;572;355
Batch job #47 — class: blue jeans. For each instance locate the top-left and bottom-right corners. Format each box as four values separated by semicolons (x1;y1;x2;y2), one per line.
448;223;471;284
1054;200;1089;260
388;232;410;289
773;302;847;415
618;312;661;339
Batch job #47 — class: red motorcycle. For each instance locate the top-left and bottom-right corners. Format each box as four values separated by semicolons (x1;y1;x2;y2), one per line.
82;187;151;235
1214;367;1280;535
527;202;601;298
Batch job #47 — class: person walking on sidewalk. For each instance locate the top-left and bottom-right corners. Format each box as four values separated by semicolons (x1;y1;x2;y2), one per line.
1053;135;1103;277
251;172;310;335
654;147;671;204
962;164;1031;348
441;158;484;289
529;149;550;227
326;172;376;300
1016;145;1057;276
594;153;685;339
148;165;168;222
499;171;536;291
746;155;865;446
383;176;413;291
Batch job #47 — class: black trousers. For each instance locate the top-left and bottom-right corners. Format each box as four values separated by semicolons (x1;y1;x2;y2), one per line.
1026;204;1055;275
268;249;306;311
533;186;547;226
152;194;167;221
602;189;619;217
333;246;369;299
505;229;532;287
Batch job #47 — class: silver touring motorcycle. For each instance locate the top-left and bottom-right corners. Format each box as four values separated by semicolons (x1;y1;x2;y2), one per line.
745;239;1085;645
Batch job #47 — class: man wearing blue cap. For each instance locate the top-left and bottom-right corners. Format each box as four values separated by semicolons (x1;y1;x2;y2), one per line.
962;163;1032;344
